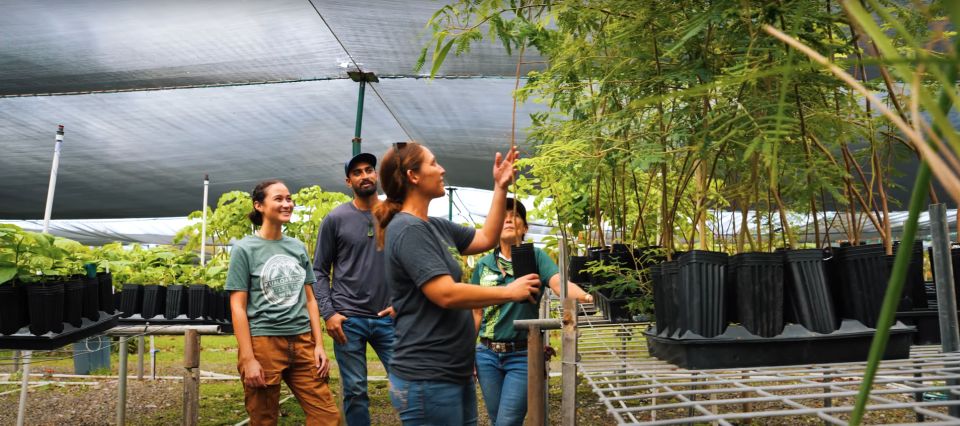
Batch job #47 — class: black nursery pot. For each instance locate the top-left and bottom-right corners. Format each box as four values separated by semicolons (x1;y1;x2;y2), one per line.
0;284;28;335
511;243;538;278
901;240;927;310
661;261;681;335
221;291;231;324
651;264;669;335
81;277;100;321
832;244;888;328
677;250;728;338
141;285;167;319
119;284;143;318
165;285;188;320
97;273;115;314
187;285;208;319
208;288;223;322
27;281;65;335
783;249;838;334
63;278;85;328
730;253;784;338
568;255;591;287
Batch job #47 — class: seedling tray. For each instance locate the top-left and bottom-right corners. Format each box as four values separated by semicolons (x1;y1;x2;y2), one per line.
647;319;914;369
0;312;119;351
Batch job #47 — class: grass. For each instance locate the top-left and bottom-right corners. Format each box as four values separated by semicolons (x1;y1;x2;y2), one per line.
1;331;608;425
2;333;387;378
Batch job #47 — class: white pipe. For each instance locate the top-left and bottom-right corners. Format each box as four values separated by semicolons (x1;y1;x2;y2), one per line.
18;125;65;426
42;125;65;234
201;174;209;267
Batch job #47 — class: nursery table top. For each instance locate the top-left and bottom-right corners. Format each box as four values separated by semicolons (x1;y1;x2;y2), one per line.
573;314;960;425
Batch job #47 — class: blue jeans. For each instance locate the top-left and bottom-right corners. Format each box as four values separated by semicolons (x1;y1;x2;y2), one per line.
334;315;395;426
388;373;478;425
475;344;528;426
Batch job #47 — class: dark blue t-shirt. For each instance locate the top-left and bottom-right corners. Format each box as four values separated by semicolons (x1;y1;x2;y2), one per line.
385;212;476;383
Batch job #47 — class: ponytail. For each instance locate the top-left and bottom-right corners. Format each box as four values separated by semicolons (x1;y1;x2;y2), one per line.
248;210;264;227
373;198;403;250
375;141;426;250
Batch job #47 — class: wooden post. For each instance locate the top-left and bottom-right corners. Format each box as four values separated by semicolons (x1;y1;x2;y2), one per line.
526;325;545;426
183;329;200;426
561;297;578;426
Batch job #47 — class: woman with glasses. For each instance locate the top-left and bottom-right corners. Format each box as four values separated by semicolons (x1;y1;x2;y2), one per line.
227;179;341;426
372;142;541;425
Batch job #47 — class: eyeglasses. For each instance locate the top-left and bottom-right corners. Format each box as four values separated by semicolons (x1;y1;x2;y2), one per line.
393;142;407;173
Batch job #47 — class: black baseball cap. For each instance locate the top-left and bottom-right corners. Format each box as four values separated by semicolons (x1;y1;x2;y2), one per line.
344;153;377;176
505;197;527;223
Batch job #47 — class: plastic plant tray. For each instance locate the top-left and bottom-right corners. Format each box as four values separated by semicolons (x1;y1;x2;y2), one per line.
646;319;915;369
0;312;120;351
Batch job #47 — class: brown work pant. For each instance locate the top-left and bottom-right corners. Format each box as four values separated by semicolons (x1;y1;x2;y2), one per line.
239;332;341;426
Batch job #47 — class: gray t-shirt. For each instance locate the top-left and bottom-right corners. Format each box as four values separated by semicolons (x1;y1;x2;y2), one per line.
385;212;476;383
313;202;389;320
226;234;317;336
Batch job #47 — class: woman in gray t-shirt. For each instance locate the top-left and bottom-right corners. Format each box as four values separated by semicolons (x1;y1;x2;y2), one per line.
372;142;541;425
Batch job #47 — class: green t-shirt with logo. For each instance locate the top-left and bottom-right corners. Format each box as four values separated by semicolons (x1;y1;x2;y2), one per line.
226;234;317;336
470;246;558;341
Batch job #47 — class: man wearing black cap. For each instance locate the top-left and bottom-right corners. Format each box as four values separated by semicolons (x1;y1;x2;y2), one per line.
313;153;395;426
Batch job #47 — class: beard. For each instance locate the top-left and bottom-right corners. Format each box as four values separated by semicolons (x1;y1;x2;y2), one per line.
353;182;378;197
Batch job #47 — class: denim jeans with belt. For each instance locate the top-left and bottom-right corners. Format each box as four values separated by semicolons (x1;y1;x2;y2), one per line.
475;344;529;426
334;315;395;426
388;373;478;425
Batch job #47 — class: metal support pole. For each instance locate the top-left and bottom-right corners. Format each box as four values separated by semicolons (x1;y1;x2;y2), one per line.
347;70;377;157
561;297;578;426
353;80;366;156
138;335;145;380
200;175;209;267
559;230;577;426
931;203;960;352
526;325;545;426
539;286;550;423
15;351;30;426
183;329;200;426
447;187;456;221
118;336;128;426
930;203;960;419
150;335;157;380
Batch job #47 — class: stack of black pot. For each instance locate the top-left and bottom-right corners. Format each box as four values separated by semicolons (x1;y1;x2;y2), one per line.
643;245;917;369
568;244;663;323
117;283;232;325
0;272;117;338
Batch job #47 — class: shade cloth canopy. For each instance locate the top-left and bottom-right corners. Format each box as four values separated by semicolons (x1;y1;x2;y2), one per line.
0;0;543;219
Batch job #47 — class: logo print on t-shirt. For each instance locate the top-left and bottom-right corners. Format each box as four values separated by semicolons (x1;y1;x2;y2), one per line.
260;254;305;306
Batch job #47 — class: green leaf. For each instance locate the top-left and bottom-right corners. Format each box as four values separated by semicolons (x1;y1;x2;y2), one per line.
430;38;456;78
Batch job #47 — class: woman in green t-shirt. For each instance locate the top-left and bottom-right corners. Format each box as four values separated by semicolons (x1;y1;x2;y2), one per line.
470;197;591;426
226;180;340;426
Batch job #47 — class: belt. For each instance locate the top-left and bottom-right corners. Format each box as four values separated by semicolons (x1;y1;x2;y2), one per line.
480;337;527;353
